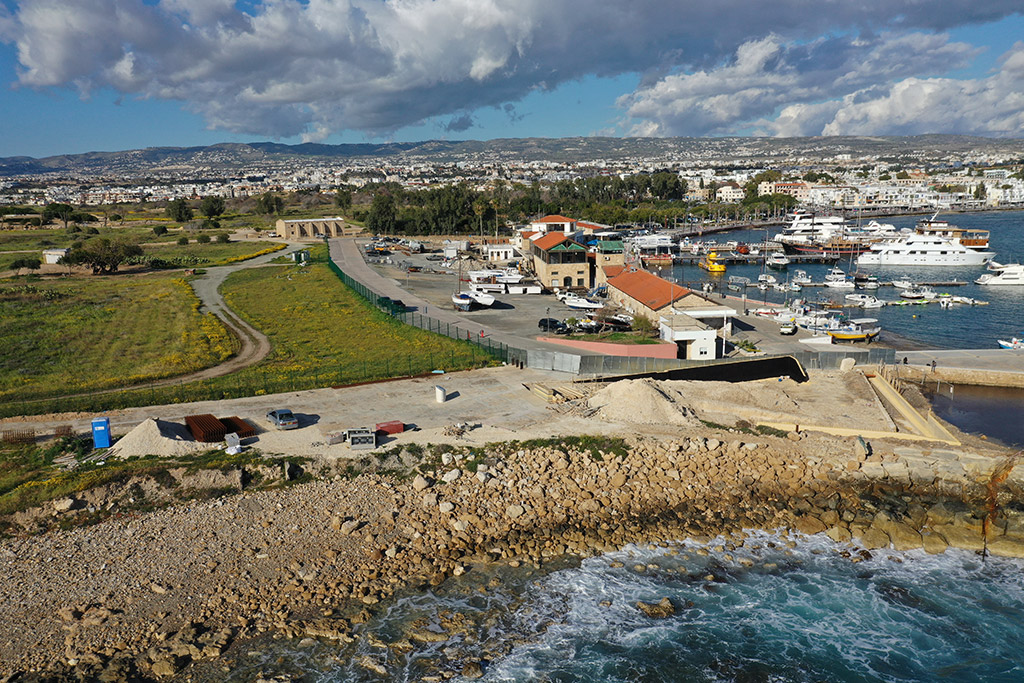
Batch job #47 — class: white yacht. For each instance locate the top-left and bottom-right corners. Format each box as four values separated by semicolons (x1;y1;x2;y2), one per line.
916;214;991;251
468;268;524;284
792;269;812;284
857;232;994;266
976;262;1024;285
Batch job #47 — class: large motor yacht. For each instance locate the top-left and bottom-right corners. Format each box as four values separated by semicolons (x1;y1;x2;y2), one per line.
856;232;995;267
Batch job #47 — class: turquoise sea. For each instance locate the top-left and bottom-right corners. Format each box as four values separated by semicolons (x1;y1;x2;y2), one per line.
216;533;1024;682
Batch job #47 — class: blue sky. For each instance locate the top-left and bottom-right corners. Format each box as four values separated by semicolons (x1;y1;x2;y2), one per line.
0;1;1022;158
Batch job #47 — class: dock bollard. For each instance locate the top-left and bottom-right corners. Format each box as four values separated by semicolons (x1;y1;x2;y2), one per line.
435;385;447;403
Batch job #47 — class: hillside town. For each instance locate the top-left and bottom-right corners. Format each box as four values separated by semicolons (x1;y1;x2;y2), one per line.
2;138;1024;214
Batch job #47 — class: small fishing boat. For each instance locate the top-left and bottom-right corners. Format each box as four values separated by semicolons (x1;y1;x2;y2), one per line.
824;266;847;282
757;273;777;285
827;318;881;343
997;337;1024;349
792;269;812;284
698;251;727;273
766;252;790;269
852;272;879;289
451;292;474;311
891;277;914;289
467;290;495;307
562;295;604;311
899;286;936;300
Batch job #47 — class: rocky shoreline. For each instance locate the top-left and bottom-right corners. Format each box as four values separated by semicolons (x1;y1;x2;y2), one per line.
2;427;1022;681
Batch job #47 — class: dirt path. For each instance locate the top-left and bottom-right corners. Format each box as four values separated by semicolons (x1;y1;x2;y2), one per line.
104;243;307;390
4;244;304;404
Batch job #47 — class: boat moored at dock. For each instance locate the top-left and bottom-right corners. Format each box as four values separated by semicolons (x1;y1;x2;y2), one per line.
976;262;1024;286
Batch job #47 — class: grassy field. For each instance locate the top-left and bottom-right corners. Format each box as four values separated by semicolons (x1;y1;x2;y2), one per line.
217;256;490;387
0;254;495;417
0;226;181;253
0;276;235;403
142;240;285;266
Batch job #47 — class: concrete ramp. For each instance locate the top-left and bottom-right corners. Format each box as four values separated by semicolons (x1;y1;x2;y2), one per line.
866;373;959;445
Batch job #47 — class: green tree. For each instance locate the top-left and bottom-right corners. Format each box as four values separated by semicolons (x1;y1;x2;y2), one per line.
254;192;284;215
895;171;910;180
216;232;230;243
62;239;143;274
166;198;193;222
177;236;190;245
335;188;352;213
367;192;397;234
153;225;168;236
200;196;226;218
974;183;987;200
196;234;211;244
42;203;75;229
9;257;41;273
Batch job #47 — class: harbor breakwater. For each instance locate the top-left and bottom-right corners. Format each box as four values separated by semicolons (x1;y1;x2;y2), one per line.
2;430;1022;681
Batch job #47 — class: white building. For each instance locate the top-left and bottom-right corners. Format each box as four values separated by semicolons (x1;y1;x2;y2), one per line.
481;243;517;262
42;248;69;264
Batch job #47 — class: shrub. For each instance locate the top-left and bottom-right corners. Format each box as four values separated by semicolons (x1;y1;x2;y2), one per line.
216;233;230;243
177;236;190;246
196;234;211;244
153;225;168;236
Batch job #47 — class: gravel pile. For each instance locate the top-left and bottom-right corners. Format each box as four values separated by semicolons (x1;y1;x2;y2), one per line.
588;379;701;427
106;418;209;459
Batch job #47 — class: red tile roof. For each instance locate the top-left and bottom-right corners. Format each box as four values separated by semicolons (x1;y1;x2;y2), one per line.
608;269;691;311
533;214;576;224
603;265;626;279
533;232;569;250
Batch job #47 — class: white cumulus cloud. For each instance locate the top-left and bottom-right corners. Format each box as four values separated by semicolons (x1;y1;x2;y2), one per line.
1;0;1022;139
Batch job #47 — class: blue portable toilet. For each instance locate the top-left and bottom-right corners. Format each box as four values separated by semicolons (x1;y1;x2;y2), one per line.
91;418;111;449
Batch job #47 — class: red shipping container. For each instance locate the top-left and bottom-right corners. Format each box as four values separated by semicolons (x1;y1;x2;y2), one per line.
375;420;405;435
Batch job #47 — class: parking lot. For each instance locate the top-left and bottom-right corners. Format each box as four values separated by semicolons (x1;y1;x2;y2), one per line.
367;249;614;341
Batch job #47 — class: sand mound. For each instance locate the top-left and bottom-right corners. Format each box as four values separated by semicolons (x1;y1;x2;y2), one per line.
587;379;701;427
107;418;209;459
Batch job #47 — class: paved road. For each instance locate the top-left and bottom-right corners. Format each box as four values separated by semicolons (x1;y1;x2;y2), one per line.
902;348;1024;371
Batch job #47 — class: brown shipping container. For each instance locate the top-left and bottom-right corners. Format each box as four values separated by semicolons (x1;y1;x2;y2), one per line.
375;420;405;435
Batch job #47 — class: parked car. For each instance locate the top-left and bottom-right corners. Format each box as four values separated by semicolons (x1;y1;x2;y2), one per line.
378;297;406;312
425;253;443;261
267;409;299;429
538;318;568;333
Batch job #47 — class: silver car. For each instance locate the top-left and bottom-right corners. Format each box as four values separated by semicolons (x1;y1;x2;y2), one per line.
266;409;299;429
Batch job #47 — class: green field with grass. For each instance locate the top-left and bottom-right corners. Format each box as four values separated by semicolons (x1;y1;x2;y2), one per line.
0;226;181;253
0;276;235;403
218;257;490;387
0;253;494;417
142;240;285;266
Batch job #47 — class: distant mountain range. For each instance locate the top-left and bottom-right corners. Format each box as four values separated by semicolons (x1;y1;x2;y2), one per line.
2;135;1023;177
